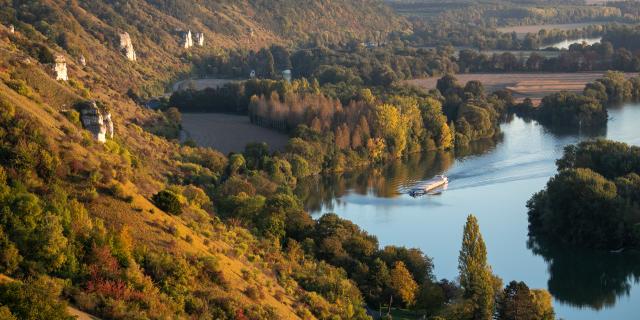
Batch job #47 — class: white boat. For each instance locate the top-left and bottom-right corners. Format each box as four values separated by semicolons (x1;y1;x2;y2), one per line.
409;175;448;196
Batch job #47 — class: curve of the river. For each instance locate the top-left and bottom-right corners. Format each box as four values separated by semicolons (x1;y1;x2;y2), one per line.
299;104;640;320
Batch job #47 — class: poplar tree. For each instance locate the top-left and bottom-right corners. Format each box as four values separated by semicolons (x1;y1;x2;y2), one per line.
458;214;495;320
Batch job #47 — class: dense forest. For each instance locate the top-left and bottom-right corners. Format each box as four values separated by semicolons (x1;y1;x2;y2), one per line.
528;140;640;250
170;73;511;174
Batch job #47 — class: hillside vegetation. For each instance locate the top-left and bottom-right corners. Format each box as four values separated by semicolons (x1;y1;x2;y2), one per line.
0;1;558;319
0;0;407;97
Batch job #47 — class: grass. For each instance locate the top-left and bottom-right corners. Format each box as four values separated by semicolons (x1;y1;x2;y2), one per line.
371;307;426;320
181;113;290;154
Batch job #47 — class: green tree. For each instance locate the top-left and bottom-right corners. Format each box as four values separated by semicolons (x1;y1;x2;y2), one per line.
0;277;73;320
152;190;183;215
496;281;537;320
458;215;495;320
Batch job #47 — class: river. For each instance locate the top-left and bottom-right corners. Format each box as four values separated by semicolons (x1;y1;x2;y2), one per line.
298;104;640;319
544;37;602;50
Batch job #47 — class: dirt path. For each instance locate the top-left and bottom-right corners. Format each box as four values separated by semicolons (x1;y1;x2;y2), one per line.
181;113;289;154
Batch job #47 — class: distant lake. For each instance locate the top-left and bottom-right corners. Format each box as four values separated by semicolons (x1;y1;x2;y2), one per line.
298;104;640;320
544;37;602;50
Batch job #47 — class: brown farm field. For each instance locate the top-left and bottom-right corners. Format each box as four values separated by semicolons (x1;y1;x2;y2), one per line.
406;72;638;105
496;22;606;38
181;113;289;154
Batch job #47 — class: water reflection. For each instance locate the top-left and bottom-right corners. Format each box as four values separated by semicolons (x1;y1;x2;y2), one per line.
529;237;640;310
296;150;456;212
297;134;505;212
299;105;640;319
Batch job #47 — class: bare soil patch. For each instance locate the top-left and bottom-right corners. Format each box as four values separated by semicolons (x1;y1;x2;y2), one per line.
181;113;289;154
406;72;638;105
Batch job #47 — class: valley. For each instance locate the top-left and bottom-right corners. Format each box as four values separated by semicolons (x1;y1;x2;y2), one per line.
407;72;638;104
2;0;640;320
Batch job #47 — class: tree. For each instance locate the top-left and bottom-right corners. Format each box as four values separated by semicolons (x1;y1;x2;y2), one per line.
389;261;418;308
0;277;73;320
152;190;183;215
496;281;537;320
458;215;495;320
531;289;555;320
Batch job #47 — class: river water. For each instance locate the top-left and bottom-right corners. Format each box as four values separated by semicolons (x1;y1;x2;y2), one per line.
544;37;602;50
299;104;640;320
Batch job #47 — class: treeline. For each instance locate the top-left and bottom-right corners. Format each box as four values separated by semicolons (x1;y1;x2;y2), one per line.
242;74;511;174
457;41;631;73
187;26;640;86
408;22;606;50
528;140;640;250
168;78;317;113
190;43;458;86
392;0;628;27
513;71;640;128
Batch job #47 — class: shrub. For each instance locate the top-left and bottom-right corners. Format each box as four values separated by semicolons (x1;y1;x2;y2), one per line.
152;190;182;215
62;109;81;127
244;285;265;301
109;183;133;202
6;79;34;98
0;277;71;320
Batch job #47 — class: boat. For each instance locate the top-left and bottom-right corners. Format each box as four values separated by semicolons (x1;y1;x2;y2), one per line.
409;175;448;196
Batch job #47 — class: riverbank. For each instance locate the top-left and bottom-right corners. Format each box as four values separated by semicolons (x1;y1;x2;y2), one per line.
406;72;638;105
299;104;640;320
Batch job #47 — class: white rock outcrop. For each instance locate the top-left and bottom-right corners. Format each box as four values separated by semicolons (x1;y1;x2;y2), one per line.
80;101;114;143
282;69;292;82
181;30;193;48
194;32;204;47
53;55;68;81
8;24;14;34
118;32;137;61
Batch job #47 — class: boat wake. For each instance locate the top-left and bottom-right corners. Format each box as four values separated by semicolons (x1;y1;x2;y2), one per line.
400;170;551;196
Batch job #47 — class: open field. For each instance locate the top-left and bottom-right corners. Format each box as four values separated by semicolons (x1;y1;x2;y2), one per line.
181;113;289;154
171;78;237;92
497;22;605;38
406;72;638;105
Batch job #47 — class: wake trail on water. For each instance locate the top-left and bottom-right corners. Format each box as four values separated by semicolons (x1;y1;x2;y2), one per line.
398;156;555;194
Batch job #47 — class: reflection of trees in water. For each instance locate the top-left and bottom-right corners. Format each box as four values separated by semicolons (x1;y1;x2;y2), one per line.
296;151;456;213
296;133;507;213
528;237;640;310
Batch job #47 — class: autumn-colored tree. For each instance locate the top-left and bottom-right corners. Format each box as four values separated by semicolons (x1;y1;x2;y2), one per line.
531;289;555;320
389;261;418;307
367;138;386;162
373;104;407;158
458;215;495;320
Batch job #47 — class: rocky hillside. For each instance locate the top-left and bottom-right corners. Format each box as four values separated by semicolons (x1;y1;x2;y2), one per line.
0;1;407;318
0;0;407;97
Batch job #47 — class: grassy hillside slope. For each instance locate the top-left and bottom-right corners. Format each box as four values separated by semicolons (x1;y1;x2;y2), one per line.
0;7;377;318
0;0;407;97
